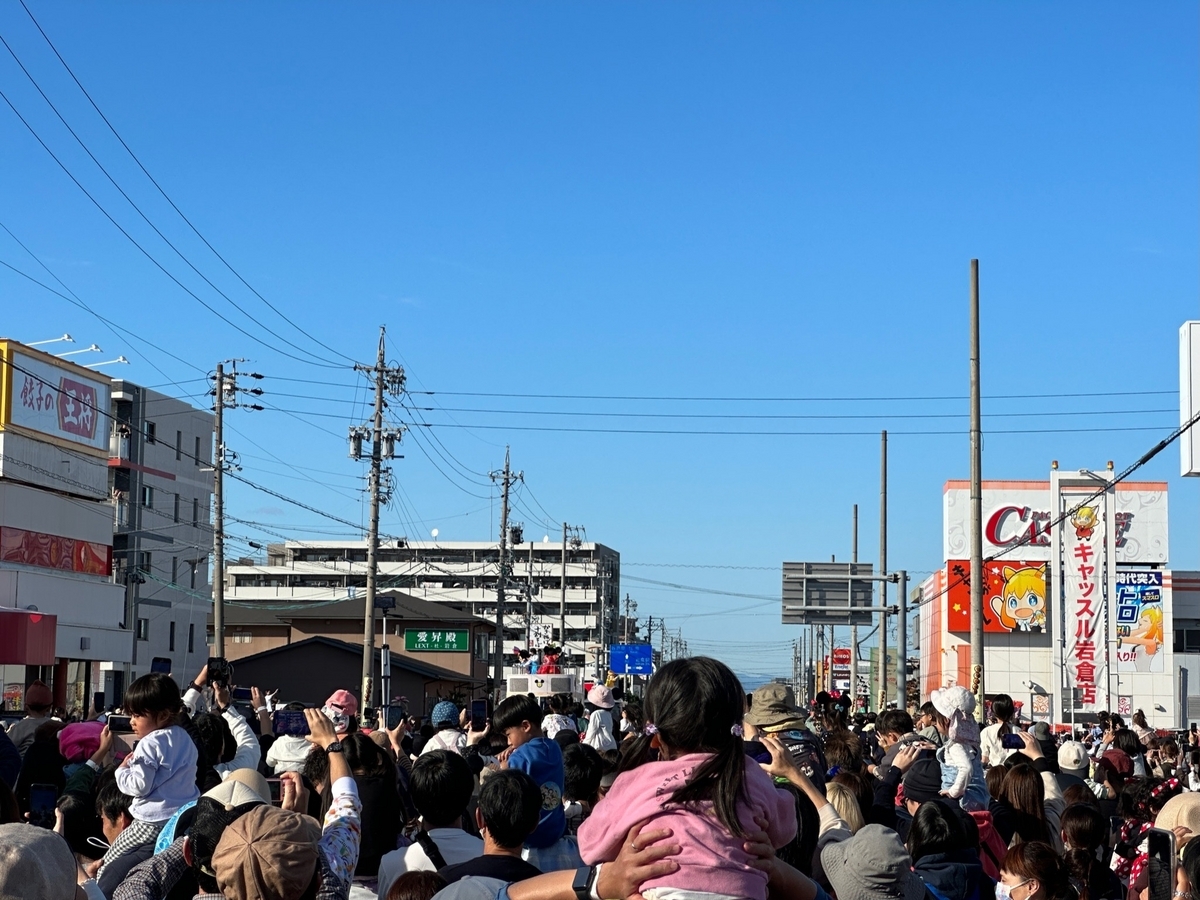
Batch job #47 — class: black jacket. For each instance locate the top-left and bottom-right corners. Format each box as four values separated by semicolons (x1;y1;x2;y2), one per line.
913;849;989;900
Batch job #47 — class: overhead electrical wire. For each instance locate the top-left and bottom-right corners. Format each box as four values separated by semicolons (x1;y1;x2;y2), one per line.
412;388;1175;403
0;83;345;369
7;6;359;367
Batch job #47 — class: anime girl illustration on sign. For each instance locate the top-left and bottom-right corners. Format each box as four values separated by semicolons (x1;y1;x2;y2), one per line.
989;564;1048;633
1115;572;1164;673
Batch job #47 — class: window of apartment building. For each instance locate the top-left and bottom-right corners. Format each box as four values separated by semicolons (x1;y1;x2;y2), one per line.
192;498;199;527
188;623;195;653
194;436;201;467
232;632;252;644
173;493;180;524
171;557;178;585
137;551;152;574
175;430;183;461
145;421;156;444
137;618;149;641
141;486;153;508
189;561;197;590
169;621;176;651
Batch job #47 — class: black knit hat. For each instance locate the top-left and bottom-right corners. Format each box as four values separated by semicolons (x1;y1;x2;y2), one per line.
901;757;943;804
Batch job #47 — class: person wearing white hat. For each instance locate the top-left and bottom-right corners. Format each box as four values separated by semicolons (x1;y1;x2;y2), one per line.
583;686;617;754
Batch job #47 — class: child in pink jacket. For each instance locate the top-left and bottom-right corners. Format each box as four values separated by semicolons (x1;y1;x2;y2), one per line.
578;658;797;900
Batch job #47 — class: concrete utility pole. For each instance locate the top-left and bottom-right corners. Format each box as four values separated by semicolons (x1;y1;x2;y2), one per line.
212;363;226;659
211;360;262;659
490;449;520;693
879;430;888;710
897;569;907;712
560;523;568;649
352;327;405;709
969;259;985;718
851;504;858;710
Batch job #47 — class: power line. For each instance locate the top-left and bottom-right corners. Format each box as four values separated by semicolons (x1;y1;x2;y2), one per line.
409;405;1176;421
413;388;1175;403
0;84;345;370
408;421;1173;437
9;5;360;367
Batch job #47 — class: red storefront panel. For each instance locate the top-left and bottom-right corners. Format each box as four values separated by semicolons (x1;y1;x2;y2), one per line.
0;609;57;665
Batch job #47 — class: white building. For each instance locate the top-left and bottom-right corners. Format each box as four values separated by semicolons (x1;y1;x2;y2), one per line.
223;538;620;677
0;339;213;713
919;475;1191;729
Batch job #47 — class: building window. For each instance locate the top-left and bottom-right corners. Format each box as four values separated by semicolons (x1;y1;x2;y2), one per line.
475;632;493;662
192;498;199;527
145;421;156;444
137;551;152;574
169;621;176;651
188;623;195;653
175;430;183;461
141;486;153;508
137;618;149;641
232;632;253;644
194;436;201;467
189;561;197;590
173;494;180;524
171;557;178;585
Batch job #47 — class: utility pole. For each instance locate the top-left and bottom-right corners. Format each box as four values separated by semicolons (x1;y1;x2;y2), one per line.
897;570;907;713
560;523;568;651
490;449;521;694
879;430;888;711
851;503;858;711
210;360;262;658
969;259;985;719
352;327;405;709
212;363;225;659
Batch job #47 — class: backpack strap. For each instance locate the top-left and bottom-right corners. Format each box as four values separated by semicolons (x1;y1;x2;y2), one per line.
415;830;448;870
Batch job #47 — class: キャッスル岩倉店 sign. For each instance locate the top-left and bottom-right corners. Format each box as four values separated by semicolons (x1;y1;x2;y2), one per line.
404;629;469;652
943;480;1167;565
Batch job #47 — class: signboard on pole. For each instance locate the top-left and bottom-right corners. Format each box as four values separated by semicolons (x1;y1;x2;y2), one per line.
782;562;874;625
404;629;469;652
1;345;111;454
831;647;851;692
1115;571;1164;673
609;643;653;675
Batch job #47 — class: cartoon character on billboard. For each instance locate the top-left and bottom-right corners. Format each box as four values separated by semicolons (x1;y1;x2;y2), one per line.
1071;506;1099;540
1118;604;1163;659
990;564;1047;632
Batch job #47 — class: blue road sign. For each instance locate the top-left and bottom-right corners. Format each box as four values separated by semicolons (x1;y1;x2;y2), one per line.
610;643;654;675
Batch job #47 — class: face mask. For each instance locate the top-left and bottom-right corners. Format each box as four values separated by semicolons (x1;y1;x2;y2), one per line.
995;880;1029;900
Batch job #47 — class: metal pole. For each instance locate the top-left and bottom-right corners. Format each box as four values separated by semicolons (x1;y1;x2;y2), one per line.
879;430;888;710
526;540;534;652
212;364;225;658
851;504;858;711
969;259;985;719
560;523;568;652
362;329;387;708
381;609;390;722
493;448;512;693
897;570;907;712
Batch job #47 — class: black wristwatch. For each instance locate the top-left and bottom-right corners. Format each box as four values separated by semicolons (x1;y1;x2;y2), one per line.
325;741;344;754
572;865;597;900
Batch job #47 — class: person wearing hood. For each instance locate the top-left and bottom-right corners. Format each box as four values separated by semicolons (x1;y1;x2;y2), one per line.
906;800;988;900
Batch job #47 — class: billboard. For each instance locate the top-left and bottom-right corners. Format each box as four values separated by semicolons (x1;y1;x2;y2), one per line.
944;481;1167;565
945;559;1047;634
782;562;874;625
2;346;111;453
1115;571;1164;673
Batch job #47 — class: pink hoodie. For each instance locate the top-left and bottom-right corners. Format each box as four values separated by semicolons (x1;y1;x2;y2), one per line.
578;753;797;900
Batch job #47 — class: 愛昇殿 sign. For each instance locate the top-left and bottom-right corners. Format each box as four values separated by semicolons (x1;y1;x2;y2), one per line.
404;629;469;652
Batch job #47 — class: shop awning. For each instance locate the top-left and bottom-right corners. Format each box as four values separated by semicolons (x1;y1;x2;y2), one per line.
0;608;57;665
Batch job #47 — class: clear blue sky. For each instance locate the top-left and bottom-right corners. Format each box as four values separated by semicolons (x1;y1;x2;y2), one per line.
1;3;1196;682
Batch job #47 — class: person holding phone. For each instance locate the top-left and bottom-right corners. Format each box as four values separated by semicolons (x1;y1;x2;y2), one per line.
980;694;1017;768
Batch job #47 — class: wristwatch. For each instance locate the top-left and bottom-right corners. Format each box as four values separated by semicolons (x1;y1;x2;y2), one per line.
572;866;598;900
325;741;344;754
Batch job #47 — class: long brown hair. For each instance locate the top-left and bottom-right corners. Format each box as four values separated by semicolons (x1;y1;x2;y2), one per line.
1002;764;1051;844
1060;804;1111;900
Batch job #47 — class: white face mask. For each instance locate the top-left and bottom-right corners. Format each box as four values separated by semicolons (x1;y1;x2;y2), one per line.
995;879;1030;900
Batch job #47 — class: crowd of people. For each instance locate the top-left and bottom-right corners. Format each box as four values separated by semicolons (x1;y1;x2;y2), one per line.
2;660;1199;900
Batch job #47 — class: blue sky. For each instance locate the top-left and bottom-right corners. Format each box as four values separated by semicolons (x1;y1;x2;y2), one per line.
1;3;1196;682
